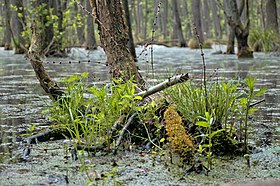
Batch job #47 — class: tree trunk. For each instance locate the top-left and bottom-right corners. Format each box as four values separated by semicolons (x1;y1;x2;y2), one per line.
202;0;211;38
3;0;13;50
172;0;186;47
182;0;192;40
161;0;168;39
74;0;86;46
123;0;137;60
211;0;222;39
225;0;253;58
260;0;265;30
11;0;26;54
92;0;145;89
265;0;279;33
27;21;62;101
143;0;149;40
226;29;235;54
191;0;204;43
85;0;97;50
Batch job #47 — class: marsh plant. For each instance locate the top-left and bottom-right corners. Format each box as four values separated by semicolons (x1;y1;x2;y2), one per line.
45;73;140;147
165;76;267;159
249;29;279;52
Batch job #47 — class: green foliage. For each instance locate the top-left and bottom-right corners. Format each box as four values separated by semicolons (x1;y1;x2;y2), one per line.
165;76;267;156
237;77;268;152
249;29;278;52
196;112;225;170
165;80;241;130
44;73;157;149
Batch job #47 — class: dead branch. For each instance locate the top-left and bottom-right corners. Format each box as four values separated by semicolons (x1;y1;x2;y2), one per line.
115;112;138;148
136;73;189;98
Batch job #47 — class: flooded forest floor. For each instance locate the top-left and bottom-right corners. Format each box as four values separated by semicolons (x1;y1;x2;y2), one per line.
0;46;279;185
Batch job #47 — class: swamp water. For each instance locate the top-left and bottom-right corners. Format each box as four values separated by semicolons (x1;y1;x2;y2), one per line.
0;46;279;185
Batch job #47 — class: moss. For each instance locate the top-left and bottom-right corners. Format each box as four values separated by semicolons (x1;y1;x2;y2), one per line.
164;106;194;160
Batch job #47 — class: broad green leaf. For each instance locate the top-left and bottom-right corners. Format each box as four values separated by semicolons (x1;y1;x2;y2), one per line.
196;121;210;128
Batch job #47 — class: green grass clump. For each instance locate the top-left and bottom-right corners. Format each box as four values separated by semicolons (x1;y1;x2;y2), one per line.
165;77;267;155
249;29;278;52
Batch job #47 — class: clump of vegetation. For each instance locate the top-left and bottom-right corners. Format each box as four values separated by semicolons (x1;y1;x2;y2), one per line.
188;38;212;49
44;72;149;149
164;76;267;159
249;29;278;52
164;106;194;162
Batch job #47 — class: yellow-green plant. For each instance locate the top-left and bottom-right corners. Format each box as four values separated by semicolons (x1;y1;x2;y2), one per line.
238;77;267;153
249;29;278;52
196;111;224;170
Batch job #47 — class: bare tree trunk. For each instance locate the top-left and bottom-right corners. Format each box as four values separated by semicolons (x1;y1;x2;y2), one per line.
182;0;192;40
211;0;222;39
191;0;204;42
172;0;186;47
161;0;168;39
226;29;235;54
74;0;85;46
85;0;97;50
265;0;279;33
143;0;149;40
92;0;145;88
260;0;265;30
11;0;26;54
123;0;137;60
202;0;211;38
27;21;62;101
225;0;253;58
3;0;13;50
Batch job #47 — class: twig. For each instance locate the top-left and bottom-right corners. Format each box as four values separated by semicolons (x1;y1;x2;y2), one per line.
115;112;138;148
249;99;265;108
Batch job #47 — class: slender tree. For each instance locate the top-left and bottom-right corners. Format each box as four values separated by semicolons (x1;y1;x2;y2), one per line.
122;0;137;60
2;0;13;50
85;0;97;50
265;0;279;33
11;0;26;54
74;0;86;46
172;0;186;47
191;0;204;43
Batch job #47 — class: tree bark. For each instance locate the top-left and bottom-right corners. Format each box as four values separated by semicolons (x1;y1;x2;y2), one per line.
74;0;86;46
211;0;222;39
265;0;279;33
225;0;253;58
85;0;97;50
27;21;62;101
11;0;26;54
3;0;13;50
202;0;211;38
172;0;186;47
123;0;137;60
191;0;204;43
92;0;145;89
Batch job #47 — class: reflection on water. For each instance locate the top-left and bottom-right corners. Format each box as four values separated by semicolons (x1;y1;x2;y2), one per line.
0;46;279;160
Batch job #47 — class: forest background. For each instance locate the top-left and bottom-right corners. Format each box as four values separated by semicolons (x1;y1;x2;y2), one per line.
0;0;279;56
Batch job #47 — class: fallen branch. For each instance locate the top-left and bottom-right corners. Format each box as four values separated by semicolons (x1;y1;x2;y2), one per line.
136;73;189;98
115;112;138;148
